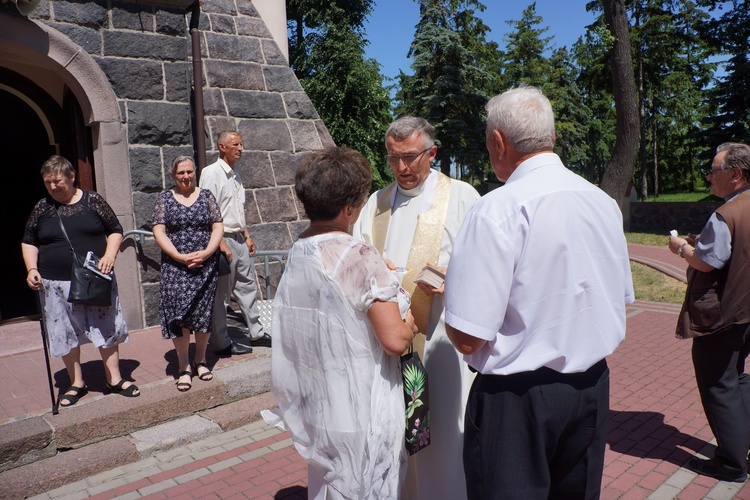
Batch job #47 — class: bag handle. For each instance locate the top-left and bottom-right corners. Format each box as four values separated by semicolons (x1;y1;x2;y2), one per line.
54;207;77;256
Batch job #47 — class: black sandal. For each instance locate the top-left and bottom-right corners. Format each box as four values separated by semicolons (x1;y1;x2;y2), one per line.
106;379;141;397
176;371;192;392
59;385;88;407
195;362;213;381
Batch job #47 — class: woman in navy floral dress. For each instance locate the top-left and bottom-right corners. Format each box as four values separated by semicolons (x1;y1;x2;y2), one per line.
152;156;224;391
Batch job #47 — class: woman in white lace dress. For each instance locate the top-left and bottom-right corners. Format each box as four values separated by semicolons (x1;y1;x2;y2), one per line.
264;147;417;499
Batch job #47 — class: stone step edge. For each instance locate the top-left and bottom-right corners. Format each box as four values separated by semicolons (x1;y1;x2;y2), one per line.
0;357;271;474
0;391;276;499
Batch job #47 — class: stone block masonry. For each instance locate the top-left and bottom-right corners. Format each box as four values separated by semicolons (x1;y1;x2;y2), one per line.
29;0;332;327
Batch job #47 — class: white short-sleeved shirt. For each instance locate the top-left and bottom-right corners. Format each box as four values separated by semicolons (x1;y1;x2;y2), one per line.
198;159;246;233
445;153;635;374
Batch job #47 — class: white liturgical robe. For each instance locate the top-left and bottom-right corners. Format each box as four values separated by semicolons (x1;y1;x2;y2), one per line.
352;168;480;500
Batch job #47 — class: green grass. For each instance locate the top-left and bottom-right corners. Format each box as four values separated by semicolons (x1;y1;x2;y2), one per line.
625;232;686;303
630;262;685;304
642;191;720;203
625;232;670;246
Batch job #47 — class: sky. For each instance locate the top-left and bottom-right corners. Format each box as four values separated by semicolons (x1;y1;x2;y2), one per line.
362;0;598;83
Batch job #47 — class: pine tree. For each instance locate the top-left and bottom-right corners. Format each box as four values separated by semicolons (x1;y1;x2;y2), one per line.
287;1;394;188
547;48;592;173
396;0;500;184
573;20;617;184
700;0;750;147
501;3;553;89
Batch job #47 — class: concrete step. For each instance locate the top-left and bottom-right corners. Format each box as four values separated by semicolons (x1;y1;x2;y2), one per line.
0;358;275;499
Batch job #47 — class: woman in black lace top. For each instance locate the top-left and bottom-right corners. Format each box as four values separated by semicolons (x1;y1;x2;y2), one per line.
21;155;139;407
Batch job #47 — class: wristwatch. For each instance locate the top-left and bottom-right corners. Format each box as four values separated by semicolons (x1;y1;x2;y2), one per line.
678;243;688;258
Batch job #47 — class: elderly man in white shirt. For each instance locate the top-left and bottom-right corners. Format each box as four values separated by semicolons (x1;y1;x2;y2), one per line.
445;86;634;499
199;130;270;356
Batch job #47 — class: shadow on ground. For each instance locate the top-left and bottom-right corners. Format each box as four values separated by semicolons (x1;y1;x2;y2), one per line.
274;485;307;499
608;410;708;467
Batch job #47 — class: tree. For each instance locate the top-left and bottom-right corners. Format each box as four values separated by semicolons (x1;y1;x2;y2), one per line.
396;0;500;184
501;3;553;89
652;1;714;193
599;0;641;206
547;48;592;173
573;21;618;183
287;1;394;188
625;1;714;198
700;0;750;147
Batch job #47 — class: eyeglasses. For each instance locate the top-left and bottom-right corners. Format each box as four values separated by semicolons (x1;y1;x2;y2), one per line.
386;147;431;166
701;167;728;177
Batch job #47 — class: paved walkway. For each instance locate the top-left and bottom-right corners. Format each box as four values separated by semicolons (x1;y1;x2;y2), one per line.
628;243;689;283
5;243;750;498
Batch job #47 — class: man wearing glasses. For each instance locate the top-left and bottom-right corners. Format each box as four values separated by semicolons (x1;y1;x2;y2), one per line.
352;116;479;500
669;142;750;483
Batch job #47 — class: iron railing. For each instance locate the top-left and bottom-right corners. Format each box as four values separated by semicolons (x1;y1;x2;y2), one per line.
122;230;288;298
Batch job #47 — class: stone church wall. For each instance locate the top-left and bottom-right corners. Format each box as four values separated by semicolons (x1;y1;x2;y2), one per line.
30;0;329;326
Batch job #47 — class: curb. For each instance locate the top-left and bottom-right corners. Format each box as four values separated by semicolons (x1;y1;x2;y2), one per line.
0;359;275;498
630;254;687;283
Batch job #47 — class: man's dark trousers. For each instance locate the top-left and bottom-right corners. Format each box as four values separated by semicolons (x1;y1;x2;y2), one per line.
692;322;750;474
463;359;609;500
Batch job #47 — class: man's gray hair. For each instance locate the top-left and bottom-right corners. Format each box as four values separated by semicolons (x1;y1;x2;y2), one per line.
485;86;555;154
717;142;750;181
217;130;240;145
386;116;435;147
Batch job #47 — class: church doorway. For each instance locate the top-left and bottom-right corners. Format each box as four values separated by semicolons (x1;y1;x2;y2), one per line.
0;68;94;321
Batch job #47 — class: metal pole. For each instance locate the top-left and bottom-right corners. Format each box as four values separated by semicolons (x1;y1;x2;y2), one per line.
189;1;207;171
35;291;59;415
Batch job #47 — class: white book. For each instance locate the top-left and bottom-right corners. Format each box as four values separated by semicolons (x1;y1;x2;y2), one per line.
84;251;113;281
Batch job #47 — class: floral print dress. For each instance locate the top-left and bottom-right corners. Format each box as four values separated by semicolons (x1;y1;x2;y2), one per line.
151;189;222;339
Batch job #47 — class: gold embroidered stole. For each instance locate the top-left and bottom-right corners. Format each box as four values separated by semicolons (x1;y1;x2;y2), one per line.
372;173;452;356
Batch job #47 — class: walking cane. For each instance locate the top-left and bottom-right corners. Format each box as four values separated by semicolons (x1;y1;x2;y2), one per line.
35;291;59;415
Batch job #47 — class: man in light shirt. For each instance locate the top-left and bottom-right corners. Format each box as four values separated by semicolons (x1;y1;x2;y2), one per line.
668;143;750;483
199;130;271;356
445;86;634;498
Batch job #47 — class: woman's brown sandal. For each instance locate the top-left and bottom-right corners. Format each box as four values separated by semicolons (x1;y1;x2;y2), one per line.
60;385;88;407
176;371;192;392
106;379;141;397
195;362;213;381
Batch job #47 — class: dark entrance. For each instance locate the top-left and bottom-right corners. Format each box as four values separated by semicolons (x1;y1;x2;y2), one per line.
0;68;94;321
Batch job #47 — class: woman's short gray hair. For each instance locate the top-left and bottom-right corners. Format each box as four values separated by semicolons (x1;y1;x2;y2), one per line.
386;116;435;147
485;86;555;154
170;155;195;177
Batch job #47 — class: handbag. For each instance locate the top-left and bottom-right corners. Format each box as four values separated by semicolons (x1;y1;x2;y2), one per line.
218;250;231;276
55;209;113;307
401;343;430;455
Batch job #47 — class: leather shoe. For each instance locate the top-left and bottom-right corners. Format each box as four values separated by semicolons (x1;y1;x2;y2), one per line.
215;342;253;356
251;332;272;348
687;457;747;483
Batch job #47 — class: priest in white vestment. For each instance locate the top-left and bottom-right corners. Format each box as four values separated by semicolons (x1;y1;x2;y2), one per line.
352;117;480;500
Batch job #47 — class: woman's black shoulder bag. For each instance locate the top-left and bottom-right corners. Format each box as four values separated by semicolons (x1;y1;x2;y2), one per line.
55;208;113;307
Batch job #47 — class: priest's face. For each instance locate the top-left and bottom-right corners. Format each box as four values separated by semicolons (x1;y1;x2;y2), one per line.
386;131;436;190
